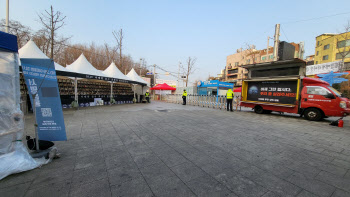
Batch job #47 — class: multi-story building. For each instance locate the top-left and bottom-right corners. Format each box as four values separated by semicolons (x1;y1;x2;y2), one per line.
225;42;304;86
314;32;350;67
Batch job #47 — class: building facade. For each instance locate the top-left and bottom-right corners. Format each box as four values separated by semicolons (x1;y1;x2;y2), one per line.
225;42;304;86
314;32;350;66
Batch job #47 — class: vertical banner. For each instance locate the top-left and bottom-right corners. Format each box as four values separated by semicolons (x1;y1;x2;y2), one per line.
21;58;67;141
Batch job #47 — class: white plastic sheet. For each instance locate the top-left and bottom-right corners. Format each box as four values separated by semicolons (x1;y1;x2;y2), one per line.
0;51;46;180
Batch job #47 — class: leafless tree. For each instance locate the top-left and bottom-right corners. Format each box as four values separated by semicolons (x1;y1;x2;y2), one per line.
38;5;66;59
181;57;197;87
0;19;31;48
244;43;259;64
336;20;350;71
113;28;124;71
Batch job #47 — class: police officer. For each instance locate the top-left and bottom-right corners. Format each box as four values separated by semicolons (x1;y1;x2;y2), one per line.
182;90;187;105
145;91;150;103
226;89;234;112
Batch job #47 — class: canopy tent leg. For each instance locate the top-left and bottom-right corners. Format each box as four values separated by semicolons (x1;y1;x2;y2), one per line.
110;82;113;104
74;77;78;108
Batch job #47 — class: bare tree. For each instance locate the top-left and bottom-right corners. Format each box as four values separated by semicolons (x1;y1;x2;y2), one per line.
0;19;31;48
38;5;66;59
336;20;350;71
181;57;197;87
112;29;124;71
244;43;259;64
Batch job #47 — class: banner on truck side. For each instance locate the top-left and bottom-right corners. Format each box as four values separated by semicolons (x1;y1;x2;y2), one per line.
21;58;67;141
306;61;343;75
247;80;298;105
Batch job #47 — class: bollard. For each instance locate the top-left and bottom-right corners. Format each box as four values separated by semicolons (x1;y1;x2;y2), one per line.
338;119;344;127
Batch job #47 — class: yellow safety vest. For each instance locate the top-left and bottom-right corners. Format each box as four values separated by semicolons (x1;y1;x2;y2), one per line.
182;92;187;97
145;92;150;97
226;90;234;99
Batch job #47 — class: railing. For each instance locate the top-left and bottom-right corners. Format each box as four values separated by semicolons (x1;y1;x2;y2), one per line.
165;94;241;110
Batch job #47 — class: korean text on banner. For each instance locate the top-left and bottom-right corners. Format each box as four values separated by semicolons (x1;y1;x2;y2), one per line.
21;58;67;141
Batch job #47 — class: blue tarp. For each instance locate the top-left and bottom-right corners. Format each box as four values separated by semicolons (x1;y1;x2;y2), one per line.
0;31;18;52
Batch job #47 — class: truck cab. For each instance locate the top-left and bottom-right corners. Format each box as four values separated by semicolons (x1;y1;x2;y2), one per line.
300;77;350;121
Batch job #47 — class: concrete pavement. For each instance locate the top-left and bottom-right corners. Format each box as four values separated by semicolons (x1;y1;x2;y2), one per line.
1;101;350;197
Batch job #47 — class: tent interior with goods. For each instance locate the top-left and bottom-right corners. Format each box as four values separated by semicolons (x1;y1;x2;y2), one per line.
17;40;146;111
0;31;49;180
127;68;149;102
150;83;176;100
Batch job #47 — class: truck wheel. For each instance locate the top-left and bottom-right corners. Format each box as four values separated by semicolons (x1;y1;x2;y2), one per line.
254;106;264;114
304;108;323;121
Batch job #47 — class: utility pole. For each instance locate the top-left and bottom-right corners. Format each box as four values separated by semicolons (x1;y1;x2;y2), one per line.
153;64;156;99
139;58;143;75
266;36;270;61
273;24;280;61
6;0;9;33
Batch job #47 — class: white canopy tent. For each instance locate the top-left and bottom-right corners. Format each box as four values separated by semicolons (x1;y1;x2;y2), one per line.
103;62;132;81
66;54;106;77
127;68;148;102
103;62;133;103
66;53;107;106
18;40;69;72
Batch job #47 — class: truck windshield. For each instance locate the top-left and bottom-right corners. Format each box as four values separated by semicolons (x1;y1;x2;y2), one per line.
328;87;342;97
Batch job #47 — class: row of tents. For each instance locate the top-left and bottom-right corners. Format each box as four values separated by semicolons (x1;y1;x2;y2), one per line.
18;40;149;86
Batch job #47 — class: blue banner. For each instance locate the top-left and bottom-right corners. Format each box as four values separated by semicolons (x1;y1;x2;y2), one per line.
21;58;67;141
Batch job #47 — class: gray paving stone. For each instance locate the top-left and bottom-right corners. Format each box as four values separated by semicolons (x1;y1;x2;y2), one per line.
171;162;207;182
25;180;70;197
110;178;153;197
3;101;350;197
221;173;268;197
146;174;195;197
0;182;31;197
71;164;108;187
332;189;350;197
287;172;336;197
296;190;318;197
108;165;143;186
69;179;111;197
132;152;162;168
315;171;350;193
186;175;237;197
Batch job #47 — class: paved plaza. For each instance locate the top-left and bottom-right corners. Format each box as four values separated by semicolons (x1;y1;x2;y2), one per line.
1;101;350;197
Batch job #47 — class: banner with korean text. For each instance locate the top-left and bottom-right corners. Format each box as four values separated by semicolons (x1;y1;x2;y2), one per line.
247;80;298;105
21;58;67;141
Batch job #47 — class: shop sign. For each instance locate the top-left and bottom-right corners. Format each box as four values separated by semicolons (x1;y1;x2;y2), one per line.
306;61;343;75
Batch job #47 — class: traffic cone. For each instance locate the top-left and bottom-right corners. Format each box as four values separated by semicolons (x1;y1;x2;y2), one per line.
338;119;344;128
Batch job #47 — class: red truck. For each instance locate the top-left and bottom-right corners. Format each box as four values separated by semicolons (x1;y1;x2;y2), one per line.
240;77;350;121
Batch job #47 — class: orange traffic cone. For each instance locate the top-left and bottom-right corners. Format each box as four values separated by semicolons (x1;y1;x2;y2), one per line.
338;119;344;128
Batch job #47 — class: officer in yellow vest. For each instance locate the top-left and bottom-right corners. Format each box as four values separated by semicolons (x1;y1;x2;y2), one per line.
145;91;150;103
182;90;187;105
226;89;234;111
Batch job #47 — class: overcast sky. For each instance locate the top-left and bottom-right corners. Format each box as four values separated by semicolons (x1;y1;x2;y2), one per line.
2;0;350;83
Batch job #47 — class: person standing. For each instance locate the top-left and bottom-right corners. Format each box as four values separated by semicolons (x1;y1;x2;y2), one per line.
182;90;187;105
226;89;234;112
145;91;150;103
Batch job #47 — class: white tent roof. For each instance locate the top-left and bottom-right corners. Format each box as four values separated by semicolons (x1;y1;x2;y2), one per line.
127;68;148;85
18;40;69;72
102;62;131;81
66;54;106;77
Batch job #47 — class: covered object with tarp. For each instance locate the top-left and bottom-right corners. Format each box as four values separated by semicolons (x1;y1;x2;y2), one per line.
0;31;46;180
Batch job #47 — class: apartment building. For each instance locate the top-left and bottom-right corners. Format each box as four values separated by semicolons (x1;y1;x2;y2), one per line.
314;32;350;67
